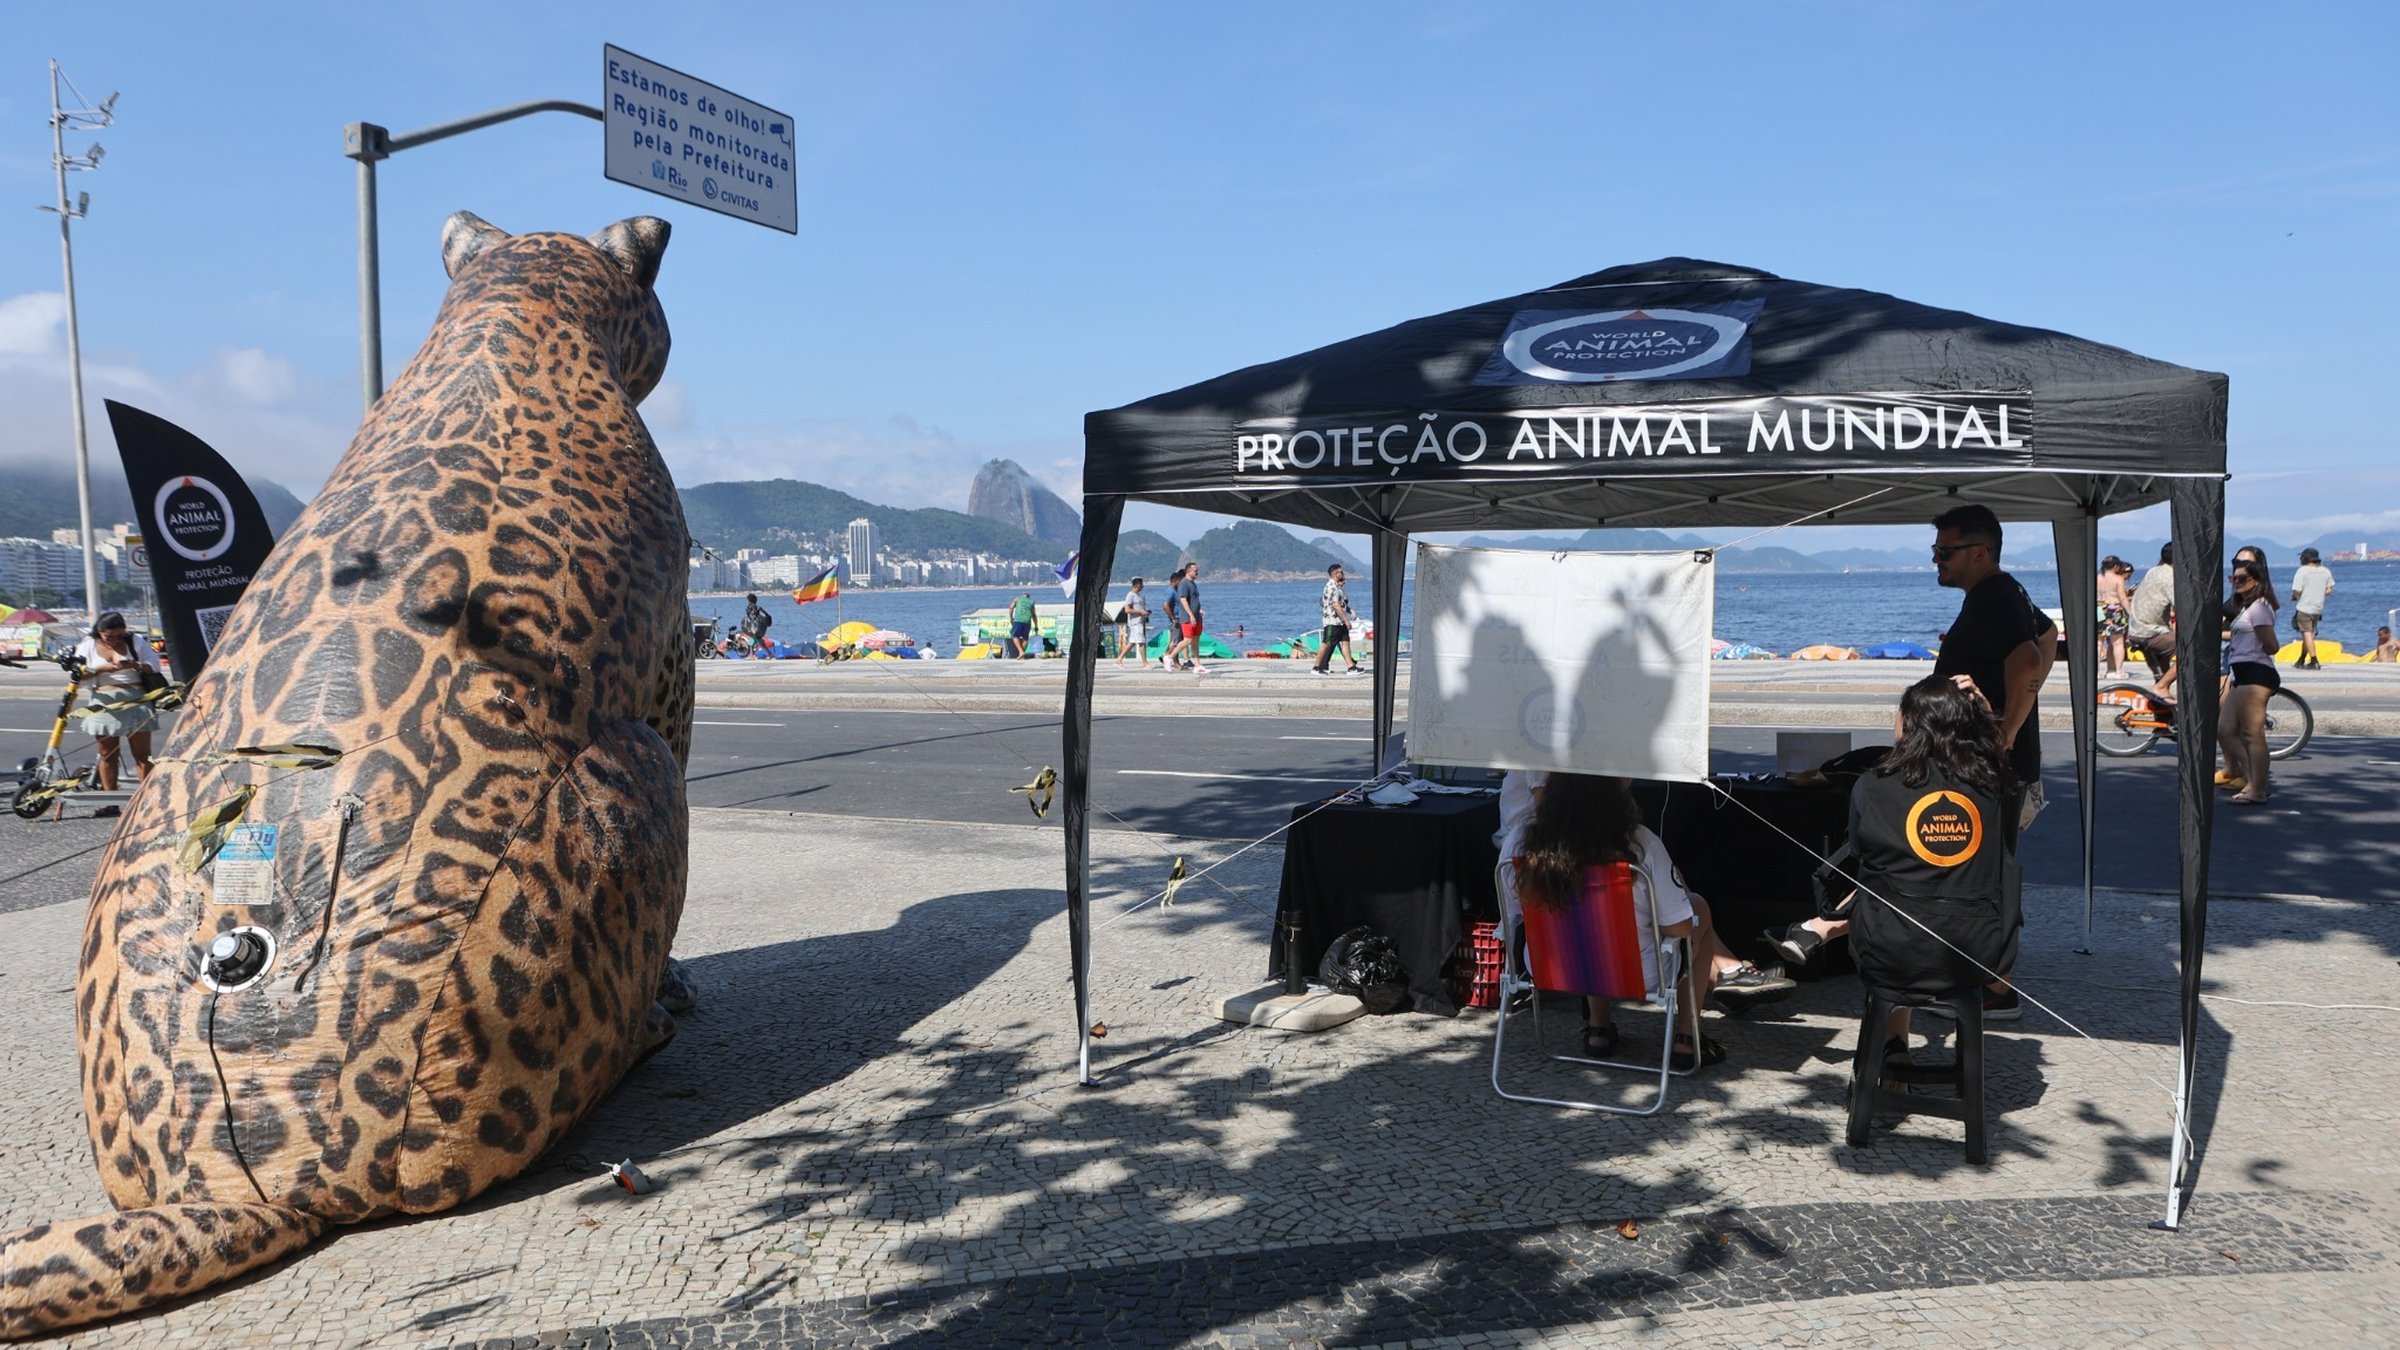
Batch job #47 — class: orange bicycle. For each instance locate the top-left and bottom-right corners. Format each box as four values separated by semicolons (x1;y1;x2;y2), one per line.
2093;680;2311;760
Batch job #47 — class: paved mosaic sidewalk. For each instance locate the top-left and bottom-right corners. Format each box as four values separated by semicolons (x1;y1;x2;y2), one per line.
3;807;2396;1346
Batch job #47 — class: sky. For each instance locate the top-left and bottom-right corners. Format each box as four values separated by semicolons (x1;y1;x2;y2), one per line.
4;2;2397;553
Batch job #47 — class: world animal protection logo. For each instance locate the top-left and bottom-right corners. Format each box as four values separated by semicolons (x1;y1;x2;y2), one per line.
1476;301;1762;385
1904;789;1984;868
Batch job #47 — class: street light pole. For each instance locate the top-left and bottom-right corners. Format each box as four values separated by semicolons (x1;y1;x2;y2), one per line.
343;100;602;416
43;60;116;619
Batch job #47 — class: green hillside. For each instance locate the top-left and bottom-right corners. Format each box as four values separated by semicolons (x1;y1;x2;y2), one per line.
4;463;307;538
1183;520;1343;578
679;479;1054;558
1110;529;1183;581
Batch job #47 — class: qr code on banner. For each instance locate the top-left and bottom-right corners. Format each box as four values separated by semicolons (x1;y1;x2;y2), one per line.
194;605;236;652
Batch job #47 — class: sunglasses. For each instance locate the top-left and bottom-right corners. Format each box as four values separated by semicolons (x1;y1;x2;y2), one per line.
1930;542;1985;561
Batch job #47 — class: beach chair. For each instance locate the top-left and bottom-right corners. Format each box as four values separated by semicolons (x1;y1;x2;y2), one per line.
1490;859;1700;1116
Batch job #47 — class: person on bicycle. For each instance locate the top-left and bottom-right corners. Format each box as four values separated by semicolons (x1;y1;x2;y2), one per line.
2126;544;2177;697
73;612;163;792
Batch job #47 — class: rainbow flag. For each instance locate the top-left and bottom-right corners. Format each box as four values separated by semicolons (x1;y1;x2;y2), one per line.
791;565;841;606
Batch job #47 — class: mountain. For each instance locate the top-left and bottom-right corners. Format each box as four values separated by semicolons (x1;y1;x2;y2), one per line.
1308;536;1369;571
1183;520;1344;579
681;479;1054;558
967;459;1082;550
1;461;308;539
1714;545;1831;572
1110;529;1183;581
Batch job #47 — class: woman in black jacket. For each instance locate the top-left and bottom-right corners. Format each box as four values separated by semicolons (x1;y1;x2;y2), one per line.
1848;674;2022;1057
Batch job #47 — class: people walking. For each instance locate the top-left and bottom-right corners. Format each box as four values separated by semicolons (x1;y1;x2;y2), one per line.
1116;577;1150;667
1006;591;1037;659
2291;547;2335;668
2097;556;2134;678
1312;563;1364;675
1169;563;1208;673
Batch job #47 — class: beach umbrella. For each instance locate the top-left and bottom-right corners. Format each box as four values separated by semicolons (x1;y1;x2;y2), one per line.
1791;644;1860;660
1714;642;1772;660
1708;638;1732;655
1862;641;1935;659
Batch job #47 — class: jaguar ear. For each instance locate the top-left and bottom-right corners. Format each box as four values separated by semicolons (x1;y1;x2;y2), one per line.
441;211;511;279
587;217;671;290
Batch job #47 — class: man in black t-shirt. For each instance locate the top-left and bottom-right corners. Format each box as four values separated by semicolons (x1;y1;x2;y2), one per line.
1926;504;2054;1021
1930;505;2055;803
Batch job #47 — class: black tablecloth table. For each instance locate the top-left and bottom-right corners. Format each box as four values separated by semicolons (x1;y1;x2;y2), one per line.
1631;777;1854;971
1273;793;1501;1016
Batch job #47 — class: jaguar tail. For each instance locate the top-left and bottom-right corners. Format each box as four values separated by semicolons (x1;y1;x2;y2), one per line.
0;1202;325;1340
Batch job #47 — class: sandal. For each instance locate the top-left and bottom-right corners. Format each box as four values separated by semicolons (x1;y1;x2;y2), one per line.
1670;1032;1726;1071
2213;771;2246;790
2229;791;2268;805
1582;1024;1620;1057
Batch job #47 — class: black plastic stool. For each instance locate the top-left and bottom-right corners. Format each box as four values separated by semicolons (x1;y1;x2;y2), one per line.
1846;985;1987;1165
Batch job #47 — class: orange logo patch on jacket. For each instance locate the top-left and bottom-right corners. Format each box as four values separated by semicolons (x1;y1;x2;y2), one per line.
1904;789;1984;867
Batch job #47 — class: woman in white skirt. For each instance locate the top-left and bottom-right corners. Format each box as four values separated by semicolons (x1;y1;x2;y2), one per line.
72;612;163;790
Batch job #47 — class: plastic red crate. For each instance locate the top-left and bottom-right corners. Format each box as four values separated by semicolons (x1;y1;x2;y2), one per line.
1446;921;1504;1010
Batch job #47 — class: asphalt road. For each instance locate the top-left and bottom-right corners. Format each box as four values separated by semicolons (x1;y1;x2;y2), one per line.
5;694;2394;918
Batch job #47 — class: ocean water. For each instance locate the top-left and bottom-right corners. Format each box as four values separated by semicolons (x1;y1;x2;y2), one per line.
696;561;2400;659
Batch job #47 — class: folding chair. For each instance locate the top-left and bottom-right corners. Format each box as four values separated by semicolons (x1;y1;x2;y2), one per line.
1490;859;1701;1116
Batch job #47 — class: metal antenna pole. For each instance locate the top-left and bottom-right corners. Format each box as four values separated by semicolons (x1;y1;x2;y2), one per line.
46;60;113;620
343;100;601;415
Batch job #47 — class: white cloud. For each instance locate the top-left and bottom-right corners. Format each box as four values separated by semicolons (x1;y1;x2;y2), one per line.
0;292;65;356
212;347;299;406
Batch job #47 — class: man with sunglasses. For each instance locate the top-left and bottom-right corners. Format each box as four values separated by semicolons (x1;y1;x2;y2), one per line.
1926;504;2055;1020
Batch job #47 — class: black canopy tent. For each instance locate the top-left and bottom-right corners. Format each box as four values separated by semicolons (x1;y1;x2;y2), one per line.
1065;260;2229;1226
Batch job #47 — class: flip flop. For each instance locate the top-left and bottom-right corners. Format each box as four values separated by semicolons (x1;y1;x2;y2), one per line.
1582;1024;1621;1057
2229;792;2269;805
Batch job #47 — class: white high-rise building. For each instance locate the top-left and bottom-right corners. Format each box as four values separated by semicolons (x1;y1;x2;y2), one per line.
846;518;880;584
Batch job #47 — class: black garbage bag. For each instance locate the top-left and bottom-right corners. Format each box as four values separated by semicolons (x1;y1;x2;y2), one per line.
1318;924;1408;1013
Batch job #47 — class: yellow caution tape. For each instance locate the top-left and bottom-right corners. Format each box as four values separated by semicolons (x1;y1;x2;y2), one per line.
176;785;258;874
153;743;344;773
1010;766;1058;819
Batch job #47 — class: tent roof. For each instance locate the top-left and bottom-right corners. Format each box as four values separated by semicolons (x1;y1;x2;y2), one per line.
1084;258;2226;533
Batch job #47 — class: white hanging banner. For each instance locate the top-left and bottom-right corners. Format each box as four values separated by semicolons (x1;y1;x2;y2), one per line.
1408;543;1714;782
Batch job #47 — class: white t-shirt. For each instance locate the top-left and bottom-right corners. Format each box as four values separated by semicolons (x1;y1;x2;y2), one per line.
2227;598;2277;666
1493;769;1550;961
2292;563;2334;615
74;634;157;690
1629;825;1698;999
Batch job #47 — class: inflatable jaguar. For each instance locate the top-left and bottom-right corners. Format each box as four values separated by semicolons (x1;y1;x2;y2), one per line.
0;212;694;1339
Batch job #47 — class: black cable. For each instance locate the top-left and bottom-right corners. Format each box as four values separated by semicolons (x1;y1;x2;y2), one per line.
205;989;272;1205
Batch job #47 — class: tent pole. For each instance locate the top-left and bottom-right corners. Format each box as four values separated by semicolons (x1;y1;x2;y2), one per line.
1371;527;1408;775
1061;495;1125;1088
2156;478;2224;1228
2053;514;2101;953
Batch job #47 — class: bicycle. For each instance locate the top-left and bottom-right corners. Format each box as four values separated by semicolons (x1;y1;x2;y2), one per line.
2093;679;2312;760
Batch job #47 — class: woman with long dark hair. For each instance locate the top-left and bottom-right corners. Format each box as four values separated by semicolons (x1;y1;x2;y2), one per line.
1848;673;2022;1050
71;612;162;793
1774;674;2023;1019
2218;558;2280;804
1516;775;1788;1070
